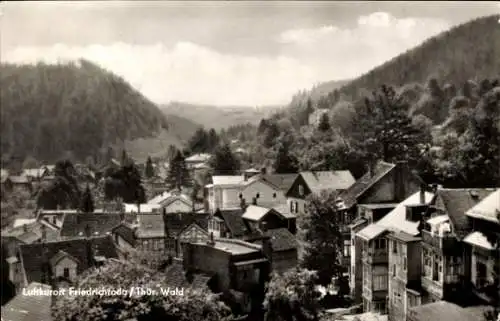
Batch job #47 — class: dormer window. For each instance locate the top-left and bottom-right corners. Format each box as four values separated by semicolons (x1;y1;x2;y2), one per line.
298;185;304;197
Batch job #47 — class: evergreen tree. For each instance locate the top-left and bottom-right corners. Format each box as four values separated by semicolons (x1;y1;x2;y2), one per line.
166;150;192;191
188;127;209;153
210;143;240;175
318;112;331;132
79;185;95;213
207;128;220;151
37;159;81;209
298;191;345;286
273;141;299;174
145;156;154;178
263;121;280;148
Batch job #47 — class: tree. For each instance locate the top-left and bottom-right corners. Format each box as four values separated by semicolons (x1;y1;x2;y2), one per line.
263;268;321;321
188;127;210;154
207;128;220;151
263;121;281;148
166;150;192;191
52;260;233;321
145;156;155;179
37;159;81;209
354;85;430;167
298;191;345;286
103;162;146;203
210;143;240;175
78;185;94;213
317;112;331;132
273;141;299;174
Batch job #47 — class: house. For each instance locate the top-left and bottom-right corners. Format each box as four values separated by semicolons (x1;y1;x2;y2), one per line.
346;161;426;303
185;153;212;170
18;235;118;286
246;227;299;274
147;190;198;213
242;204;296;234
164;212;210;258
134;213;166;252
239;173;296;210
59;213;122;239
286;170;355;216
1;282;53;321
209;209;249;238
406;301;490;321
387;232;423;321
420;188;494;304
308;108;329;126
463;189;500;305
356;188;435;314
206;175;246;212
183;236;270;313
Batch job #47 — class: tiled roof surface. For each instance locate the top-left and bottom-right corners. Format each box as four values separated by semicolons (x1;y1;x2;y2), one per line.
20;235;118;284
465;189;500;224
136;214;165;238
357;224;388;241
211;175;245;186
258;174;298;192
375;191;435;236
164;213;209;238
242;205;271;221
408;301;485;321
339;161;396;208
435;188;494;239
301;170;355;194
264;228;298;252
204;238;262;255
60;213;122;238
1;282;52;321
216;209;250;237
464;231;495;250
387;231;421;243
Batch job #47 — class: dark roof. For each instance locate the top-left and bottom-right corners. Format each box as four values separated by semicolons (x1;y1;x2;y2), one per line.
49;250;79;267
59;213;122;238
264;228;298;252
164;261;212;289
387;231;421;243
215;209;250;237
1;282;52;321
19;235;118;284
136;214;165;238
260;174;298;192
112;223;137;246
164;213;209;238
434;188;494;239
340;161;396;209
300;170;355;194
408;301;487;321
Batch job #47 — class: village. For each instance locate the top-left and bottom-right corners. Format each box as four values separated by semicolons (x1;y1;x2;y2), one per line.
1;151;499;321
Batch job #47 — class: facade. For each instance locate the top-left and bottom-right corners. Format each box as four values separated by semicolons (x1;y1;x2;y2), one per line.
387;232;423;321
286;170;355;216
206;175;246;212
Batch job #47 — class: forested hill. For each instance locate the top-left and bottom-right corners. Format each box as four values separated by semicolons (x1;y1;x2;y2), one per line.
0;59;171;165
338;14;500;101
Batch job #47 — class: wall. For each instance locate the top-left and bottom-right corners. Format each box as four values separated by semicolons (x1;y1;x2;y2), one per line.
388;277;406;321
8;261;24;291
163;199;192;213
241;180;286;209
222;187;243;210
137;238;165;252
54;257;78;281
287;197;307;216
184;244;232;291
351;222;368;303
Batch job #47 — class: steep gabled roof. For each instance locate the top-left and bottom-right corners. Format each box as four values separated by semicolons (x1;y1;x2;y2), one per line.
242;205;272;221
465;189;500;225
112;223;137;246
300;170;355;194
215;209;250;237
49;250;79;267
164;213;209;238
19;235;118;284
260;174;298;192
59;213;122;238
339;161;396;209
1;282;52;321
434;188;495;239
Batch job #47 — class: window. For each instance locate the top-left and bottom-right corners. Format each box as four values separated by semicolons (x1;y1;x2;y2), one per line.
403;257;407;271
393;264;396;277
393;240;398;254
373;274;388;291
290;201;294;213
256;193;260;199
63;268;70;278
239;193;243;199
273;193;277;198
374;238;386;250
433;255;440;281
344;240;350;257
298;185;304;196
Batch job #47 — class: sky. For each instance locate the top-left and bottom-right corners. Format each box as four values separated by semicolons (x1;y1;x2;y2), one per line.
1;1;499;106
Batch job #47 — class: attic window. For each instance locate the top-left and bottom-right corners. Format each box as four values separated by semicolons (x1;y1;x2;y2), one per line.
298;185;304;196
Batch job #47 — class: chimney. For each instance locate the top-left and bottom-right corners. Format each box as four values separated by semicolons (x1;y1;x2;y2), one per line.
261;167;267;175
252;197;257;206
394;161;407;202
420;183;426;204
240;198;247;210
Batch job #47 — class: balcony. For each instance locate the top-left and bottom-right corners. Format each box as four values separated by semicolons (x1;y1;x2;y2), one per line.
421;230;459;254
